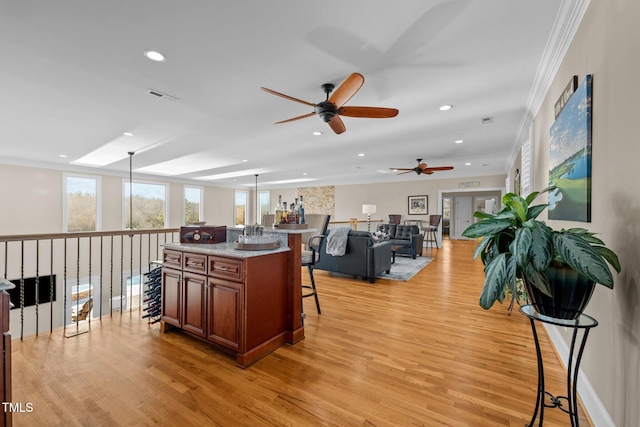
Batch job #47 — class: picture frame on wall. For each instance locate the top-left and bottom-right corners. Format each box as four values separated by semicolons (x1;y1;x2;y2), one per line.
408;195;428;215
548;74;592;222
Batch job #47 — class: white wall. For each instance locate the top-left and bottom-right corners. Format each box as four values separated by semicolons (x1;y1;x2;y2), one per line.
0;165;238;234
528;1;640;425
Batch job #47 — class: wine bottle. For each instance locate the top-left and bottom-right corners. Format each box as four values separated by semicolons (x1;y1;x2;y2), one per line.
287;203;298;224
277;201;287;224
299;195;305;224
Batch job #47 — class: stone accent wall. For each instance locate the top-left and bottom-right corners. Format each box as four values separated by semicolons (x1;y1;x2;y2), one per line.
298;186;334;216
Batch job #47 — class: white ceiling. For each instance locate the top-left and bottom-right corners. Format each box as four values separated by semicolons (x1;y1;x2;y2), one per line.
1;1;572;189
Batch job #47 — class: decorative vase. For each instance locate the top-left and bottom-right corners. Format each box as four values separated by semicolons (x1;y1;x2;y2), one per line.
523;265;596;320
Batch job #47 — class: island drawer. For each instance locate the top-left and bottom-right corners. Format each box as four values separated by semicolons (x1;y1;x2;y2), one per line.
184;252;207;274
163;250;183;269
208;256;244;282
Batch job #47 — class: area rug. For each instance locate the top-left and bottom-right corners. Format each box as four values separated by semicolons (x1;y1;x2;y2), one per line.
378;256;433;282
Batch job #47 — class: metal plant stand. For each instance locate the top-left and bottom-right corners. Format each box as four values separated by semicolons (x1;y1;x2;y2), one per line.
519;304;598;427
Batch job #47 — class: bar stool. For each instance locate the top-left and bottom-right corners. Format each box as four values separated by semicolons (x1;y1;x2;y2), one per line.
422;214;442;249
301;235;324;316
301;214;330;319
388;214;401;225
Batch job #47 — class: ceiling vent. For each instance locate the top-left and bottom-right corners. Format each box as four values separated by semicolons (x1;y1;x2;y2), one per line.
481;116;493;124
146;89;179;102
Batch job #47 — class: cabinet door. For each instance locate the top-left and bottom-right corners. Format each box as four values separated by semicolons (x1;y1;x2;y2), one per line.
182;273;206;338
161;268;182;327
207;278;242;351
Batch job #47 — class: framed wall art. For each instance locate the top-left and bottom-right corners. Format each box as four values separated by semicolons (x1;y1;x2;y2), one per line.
408;195;428;215
548;74;592;222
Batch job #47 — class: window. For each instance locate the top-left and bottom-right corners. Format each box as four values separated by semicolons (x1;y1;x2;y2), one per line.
123;181;168;229
258;191;270;224
442;197;451;221
184;186;203;224
521;135;532;196
63;174;101;231
234;190;248;226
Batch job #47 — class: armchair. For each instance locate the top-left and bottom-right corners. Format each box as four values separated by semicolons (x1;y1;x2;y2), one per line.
377;224;424;259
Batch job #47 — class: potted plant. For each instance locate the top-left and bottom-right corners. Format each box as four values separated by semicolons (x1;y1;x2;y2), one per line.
461;186;620;319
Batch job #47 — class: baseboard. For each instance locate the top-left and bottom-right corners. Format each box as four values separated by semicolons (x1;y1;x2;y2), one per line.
543;323;616;427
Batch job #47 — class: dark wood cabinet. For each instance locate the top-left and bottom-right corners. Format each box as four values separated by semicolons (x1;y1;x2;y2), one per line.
182;273;207;338
1;289;12;427
207;278;241;350
161;267;182;328
161;247;289;368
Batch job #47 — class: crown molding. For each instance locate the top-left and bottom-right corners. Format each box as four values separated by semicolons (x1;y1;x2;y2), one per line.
509;0;591;166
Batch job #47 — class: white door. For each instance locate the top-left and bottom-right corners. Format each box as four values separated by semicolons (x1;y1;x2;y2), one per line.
453;197;472;240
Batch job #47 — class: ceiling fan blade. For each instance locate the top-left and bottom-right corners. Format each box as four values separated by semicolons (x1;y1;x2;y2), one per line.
274;112;316;124
425;166;455;171
340;106;399;118
389;167;414;171
327;115;346;134
397;170;415;175
417;163;428;170
328;73;364;108
261;87;317;107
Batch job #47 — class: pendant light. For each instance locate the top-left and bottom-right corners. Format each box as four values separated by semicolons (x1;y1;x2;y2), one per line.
128;151;134;230
254;174;259;225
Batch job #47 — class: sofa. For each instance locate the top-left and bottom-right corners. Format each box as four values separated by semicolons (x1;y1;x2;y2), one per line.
313;230;392;283
377;224;424;259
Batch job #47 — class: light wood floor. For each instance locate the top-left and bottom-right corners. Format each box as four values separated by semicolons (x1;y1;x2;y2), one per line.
10;239;589;426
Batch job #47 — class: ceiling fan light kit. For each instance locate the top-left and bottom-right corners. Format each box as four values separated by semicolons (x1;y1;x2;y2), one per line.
261;72;398;134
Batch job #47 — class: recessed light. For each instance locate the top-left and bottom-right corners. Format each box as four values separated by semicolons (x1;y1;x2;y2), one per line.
59;154;68;158
302;172;308;176
242;159;248;163
439;104;453;111
455;139;464;144
123;132;134;137
144;50;166;62
312;131;322;136
465;162;471;166
358;153;365;157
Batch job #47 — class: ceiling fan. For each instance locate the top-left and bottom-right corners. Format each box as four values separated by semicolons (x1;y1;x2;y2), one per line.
390;158;454;175
260;73;398;135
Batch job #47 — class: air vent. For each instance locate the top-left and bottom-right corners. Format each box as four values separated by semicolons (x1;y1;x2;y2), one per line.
146;89;179;102
481;116;493;124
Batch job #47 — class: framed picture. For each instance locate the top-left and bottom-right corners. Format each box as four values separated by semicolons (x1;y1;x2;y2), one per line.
548;74;592;222
408;195;428;215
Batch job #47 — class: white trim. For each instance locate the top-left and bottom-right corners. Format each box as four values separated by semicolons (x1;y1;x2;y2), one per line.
258;190;270;225
62;173;102;232
121;179;169;229
543;323;615;427
184;185;204;224
437;186;506;242
234;189;249;226
509;0;591;167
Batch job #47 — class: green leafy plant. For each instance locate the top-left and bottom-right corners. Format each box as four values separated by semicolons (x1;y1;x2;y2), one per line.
462;186;621;309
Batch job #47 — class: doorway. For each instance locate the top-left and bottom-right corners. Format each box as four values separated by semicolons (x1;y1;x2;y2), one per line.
438;188;505;241
454;197;472;239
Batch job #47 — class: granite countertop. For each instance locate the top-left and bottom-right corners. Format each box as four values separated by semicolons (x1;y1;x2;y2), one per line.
162;242;290;259
228;226;318;235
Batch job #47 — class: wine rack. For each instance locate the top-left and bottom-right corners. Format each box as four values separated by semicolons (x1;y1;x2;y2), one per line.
142;262;162;324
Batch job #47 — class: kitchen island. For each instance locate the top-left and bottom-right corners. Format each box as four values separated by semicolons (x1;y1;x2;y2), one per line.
161;227;313;368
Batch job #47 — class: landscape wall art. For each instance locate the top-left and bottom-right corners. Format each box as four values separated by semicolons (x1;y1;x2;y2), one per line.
548;74;592;222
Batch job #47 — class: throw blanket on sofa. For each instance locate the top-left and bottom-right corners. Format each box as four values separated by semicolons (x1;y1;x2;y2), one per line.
326;227;351;256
